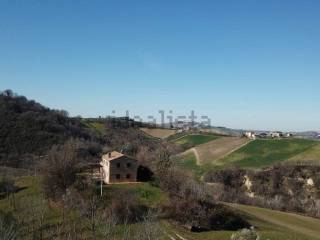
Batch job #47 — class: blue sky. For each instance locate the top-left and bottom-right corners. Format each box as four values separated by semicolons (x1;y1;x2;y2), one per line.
1;0;319;131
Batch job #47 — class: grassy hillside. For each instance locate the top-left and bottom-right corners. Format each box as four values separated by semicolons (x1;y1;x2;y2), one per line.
83;121;106;137
216;139;317;169
0;176;62;236
195;137;250;165
140;128;177;139
175;137;249;178
0;175;167;239
3;172;320;239
173;134;220;149
228;203;320;240
103;182;168;208
162;203;320;240
288;142;320;164
175;152;208;179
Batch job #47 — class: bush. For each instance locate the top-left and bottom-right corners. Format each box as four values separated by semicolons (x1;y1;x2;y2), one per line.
42;140;80;200
209;206;251;231
106;191;150;224
204;168;246;188
162;199;250;232
0;176;15;198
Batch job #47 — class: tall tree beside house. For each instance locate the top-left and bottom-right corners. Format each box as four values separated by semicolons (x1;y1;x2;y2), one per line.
42;139;80;200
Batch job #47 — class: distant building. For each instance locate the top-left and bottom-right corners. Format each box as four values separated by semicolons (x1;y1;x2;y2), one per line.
270;131;283;138
244;131;256;139
285;133;293;138
100;151;138;184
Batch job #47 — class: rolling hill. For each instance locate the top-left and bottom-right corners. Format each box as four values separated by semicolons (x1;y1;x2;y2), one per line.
0;91;93;167
162;202;320;240
5;175;320;240
288;142;320;164
139;127;177;139
172;133;220;149
195;137;250;165
176;137;319;178
215;138;317;169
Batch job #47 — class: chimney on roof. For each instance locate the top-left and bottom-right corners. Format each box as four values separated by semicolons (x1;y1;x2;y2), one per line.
108;152;112;158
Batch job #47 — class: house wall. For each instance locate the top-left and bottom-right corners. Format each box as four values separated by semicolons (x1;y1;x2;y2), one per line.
104;156;138;184
100;163;110;183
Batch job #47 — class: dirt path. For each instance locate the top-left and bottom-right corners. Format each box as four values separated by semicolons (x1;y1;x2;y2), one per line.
195;137;250;165
214;139;252;162
164;231;190;240
190;148;200;165
181;147;201;165
179;137;251;166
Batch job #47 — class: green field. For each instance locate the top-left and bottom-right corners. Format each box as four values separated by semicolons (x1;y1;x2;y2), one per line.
103;182;168;208
288;142;320;164
227;203;320;240
166;131;190;141
216;139;317;169
83;121;106;137
175;152;208;179
0;176;62;232
174;137;319;178
173;134;220;148
162;203;320;240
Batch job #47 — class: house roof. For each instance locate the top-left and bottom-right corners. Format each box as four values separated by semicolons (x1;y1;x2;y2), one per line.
101;151;137;162
102;151;124;161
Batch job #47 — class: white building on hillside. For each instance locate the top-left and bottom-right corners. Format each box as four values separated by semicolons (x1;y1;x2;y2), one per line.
244;131;256;139
270;131;283;138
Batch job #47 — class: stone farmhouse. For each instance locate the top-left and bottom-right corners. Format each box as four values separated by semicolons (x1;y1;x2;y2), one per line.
100;151;138;184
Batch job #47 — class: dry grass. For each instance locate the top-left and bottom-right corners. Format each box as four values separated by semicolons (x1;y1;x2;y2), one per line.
195;137;250;165
140;128;177;139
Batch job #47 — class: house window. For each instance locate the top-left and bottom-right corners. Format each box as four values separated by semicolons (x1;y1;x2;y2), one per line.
116;174;121;179
126;174;131;179
126;163;131;168
117;163;120;168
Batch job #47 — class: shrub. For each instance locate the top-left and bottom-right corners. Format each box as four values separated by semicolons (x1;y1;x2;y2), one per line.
106;192;149;224
162;199;250;232
0;176;15;198
42;140;80;200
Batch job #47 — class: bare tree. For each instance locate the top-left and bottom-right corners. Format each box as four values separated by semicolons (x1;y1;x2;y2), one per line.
0;216;19;240
42;139;80;200
100;211;118;240
88;194;99;239
133;211;163;240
